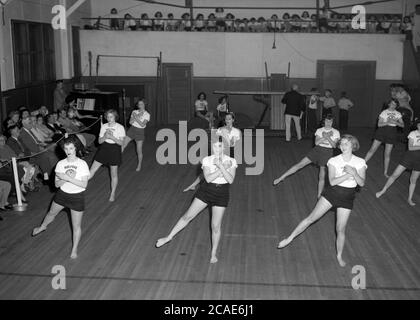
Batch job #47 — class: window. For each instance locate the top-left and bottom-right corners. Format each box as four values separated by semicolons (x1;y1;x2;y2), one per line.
12;21;56;87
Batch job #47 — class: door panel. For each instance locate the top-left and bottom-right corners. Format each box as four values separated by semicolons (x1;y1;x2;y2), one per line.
163;64;192;124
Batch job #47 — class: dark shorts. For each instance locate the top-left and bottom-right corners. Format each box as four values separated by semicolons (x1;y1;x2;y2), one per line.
374;126;398;145
94;142;122;166
216;19;225;27
322;185;356;210
306;146;333;167
400;150;420;171
127;126;145;141
54;189;85;211
194;181;230;207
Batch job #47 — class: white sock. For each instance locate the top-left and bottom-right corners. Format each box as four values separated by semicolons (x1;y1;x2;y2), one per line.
43;173;49;180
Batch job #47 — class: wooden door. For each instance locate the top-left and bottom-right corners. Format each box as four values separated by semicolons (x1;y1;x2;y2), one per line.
163;63;192;124
317;60;376;127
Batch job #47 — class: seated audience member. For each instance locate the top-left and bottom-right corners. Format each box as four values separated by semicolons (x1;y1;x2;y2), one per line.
194;13;206;31
376;15;390;33
257;17;267;32
31;106;49;117
46;113;65;142
166;13;177;31
0;133;37;195
207;13;217;31
20;108;30;121
8;111;21;127
0;181;12;217
123;13;137;30
301;11;311;32
19;117;58;181
32;115;54;143
58;108;95;149
109;8;120;30
282;13;292;32
139;13;152;31
237;18;247;32
6;125;25;157
153;11;165;31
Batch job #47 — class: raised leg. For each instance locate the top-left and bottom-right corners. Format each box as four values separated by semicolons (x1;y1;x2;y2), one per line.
408;171;420;206
156;198;208;248
32;201;65;236
121;136;132;153
210;206;226;263
376;165;406;198
70;209;84;259
364;140;382;163
278;197;333;248
273;157;312;185
336;208;351;267
89;160;102;180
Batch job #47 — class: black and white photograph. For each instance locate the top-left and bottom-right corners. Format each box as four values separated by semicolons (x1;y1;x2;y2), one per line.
0;0;420;306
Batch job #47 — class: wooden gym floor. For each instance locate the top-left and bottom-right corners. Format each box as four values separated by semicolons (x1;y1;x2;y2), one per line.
0;127;419;299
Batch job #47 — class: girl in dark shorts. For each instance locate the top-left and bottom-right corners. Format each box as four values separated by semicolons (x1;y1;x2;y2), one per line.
156;138;237;264
273;115;340;198
122;100;150;172
278;135;367;267
365;99;404;177
89;109;126;202
32;136;90;259
376;121;420;206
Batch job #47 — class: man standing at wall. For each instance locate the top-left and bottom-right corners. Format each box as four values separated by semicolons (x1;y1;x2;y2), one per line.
282;84;306;142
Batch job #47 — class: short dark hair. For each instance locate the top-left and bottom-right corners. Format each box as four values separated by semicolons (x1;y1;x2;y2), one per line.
197;92;207;100
60;135;80;153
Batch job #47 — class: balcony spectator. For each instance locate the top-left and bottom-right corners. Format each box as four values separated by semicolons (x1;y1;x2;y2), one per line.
215;7;225;32
290;14;302;32
109;8;120;30
282;13;292;32
377;15;391;33
301;11;311;32
237;18;247;32
401;16;413;40
389;15;401;34
268;14;280;32
328;13;338;33
194;13;206;31
257;17;268;32
225;13;235;32
207;13;217;31
123;13;137;30
139;13;152;31
310;14;318;32
180;13;192;31
367;15;378;33
318;8;330;33
248;17;257;32
337;14;349;33
153;11;165;31
166;13;177;31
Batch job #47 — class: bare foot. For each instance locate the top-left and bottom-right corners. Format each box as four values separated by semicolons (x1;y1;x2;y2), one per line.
337;255;346;267
277;238;291;249
183;185;196;192
384;173;390;178
376;191;384;198
408;199;416;206
70;252;78;259
156;237;172;248
109;194;115;202
210;256;218;264
136;166;141;172
32;225;46;237
273;178;283;186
